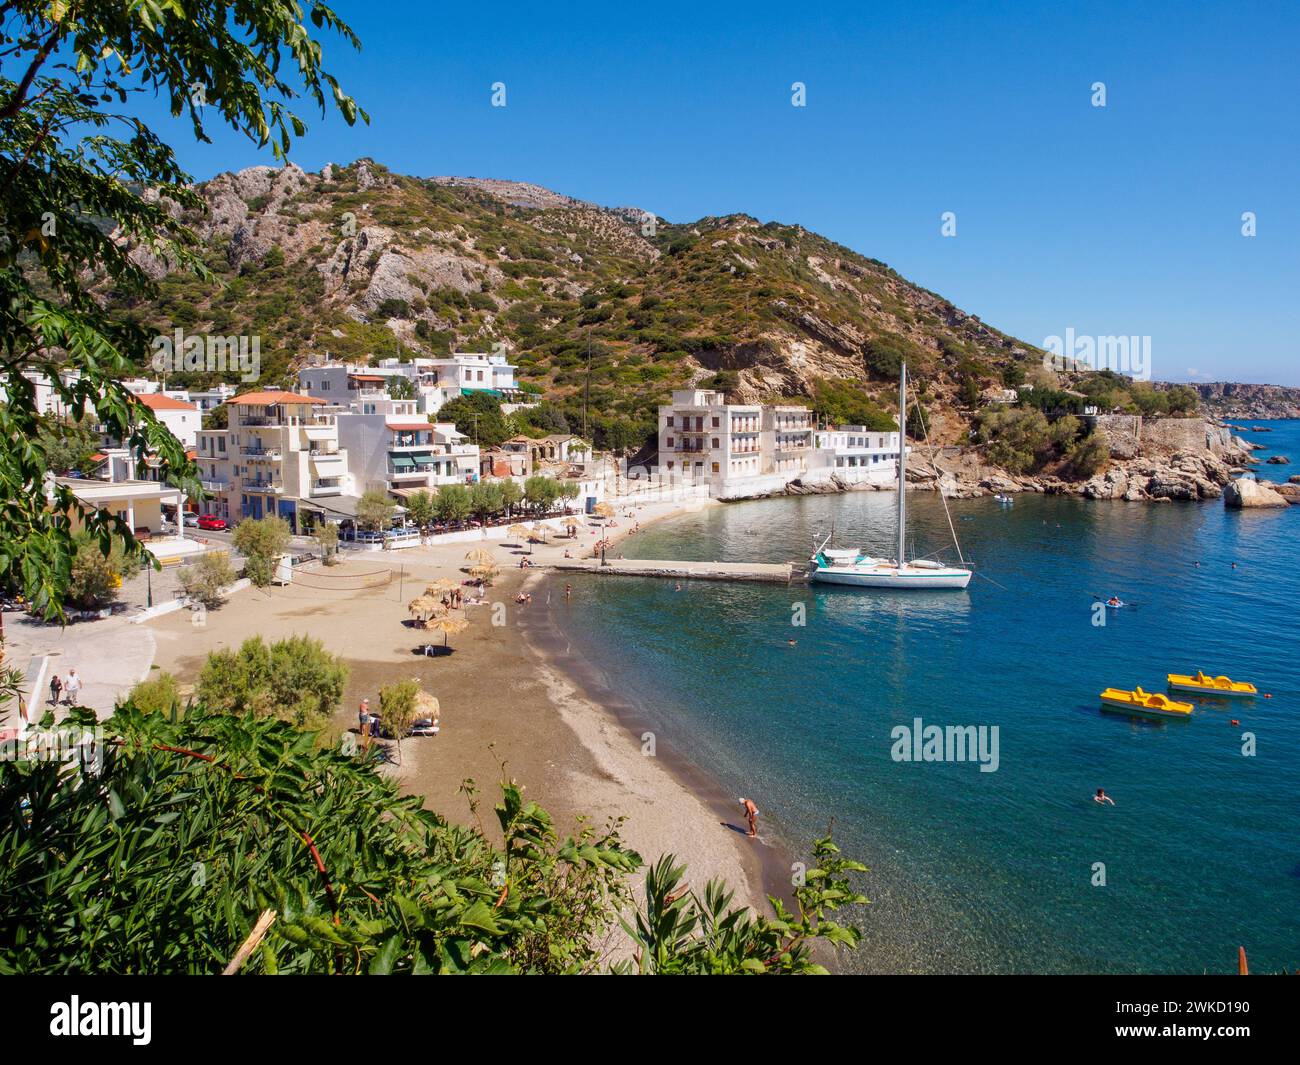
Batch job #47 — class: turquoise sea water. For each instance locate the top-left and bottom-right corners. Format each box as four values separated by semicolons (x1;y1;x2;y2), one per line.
558;421;1300;973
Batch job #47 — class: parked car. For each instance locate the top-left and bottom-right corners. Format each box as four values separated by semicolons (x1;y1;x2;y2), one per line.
182;512;200;527
196;514;228;531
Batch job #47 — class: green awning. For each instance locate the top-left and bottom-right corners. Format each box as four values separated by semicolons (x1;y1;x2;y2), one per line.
412;453;437;468
390;454;415;469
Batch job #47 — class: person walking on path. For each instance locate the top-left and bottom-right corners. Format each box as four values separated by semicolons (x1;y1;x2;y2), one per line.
49;674;63;707
739;797;759;838
64;669;82;707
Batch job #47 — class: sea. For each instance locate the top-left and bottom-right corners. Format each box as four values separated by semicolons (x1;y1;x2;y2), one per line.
557;420;1300;973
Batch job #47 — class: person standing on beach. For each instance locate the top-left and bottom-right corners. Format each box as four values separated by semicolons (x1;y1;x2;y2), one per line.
64;669;82;707
359;698;372;749
49;674;63;707
739;797;759;837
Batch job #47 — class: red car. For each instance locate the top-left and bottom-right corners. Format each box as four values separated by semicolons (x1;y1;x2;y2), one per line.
196;514;228;531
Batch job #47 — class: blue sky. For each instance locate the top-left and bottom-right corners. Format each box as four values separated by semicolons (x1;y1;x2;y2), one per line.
138;0;1298;384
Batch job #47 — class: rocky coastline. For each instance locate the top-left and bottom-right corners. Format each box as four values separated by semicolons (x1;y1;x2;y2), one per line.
767;415;1300;509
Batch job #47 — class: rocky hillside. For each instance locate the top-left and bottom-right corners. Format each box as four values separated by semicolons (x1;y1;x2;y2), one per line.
1163;382;1300;421
126;158;1042;448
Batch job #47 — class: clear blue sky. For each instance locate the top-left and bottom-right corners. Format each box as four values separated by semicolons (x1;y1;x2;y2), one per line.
139;0;1299;385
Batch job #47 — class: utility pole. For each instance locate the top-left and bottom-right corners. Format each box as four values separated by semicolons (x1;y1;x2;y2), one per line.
583;331;592;441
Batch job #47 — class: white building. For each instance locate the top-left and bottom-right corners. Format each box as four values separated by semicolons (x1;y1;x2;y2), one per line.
658;389;765;484
658;390;820;492
333;404;479;500
136;392;201;449
763;405;814;476
298;351;526;417
810;426;902;484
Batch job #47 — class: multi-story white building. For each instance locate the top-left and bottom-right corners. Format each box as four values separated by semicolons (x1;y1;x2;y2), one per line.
658;389;766;484
332;400;479;499
657;389;905;496
763;405;814;476
194;390;355;531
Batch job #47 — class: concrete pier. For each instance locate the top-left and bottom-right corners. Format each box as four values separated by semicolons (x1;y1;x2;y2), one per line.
548;558;805;583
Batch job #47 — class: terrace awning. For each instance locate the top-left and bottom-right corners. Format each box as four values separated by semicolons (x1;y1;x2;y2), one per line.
390;454;416;470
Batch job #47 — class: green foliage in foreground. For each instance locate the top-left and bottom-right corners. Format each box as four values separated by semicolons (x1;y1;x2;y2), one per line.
0;705;867;974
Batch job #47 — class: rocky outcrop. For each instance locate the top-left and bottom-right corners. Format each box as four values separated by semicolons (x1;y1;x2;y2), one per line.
1259;481;1300;505
1265;455;1290;464
1223;478;1289;509
1175;381;1300;420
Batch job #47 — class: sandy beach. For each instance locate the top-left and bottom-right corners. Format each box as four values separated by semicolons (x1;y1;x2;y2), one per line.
144;495;775;931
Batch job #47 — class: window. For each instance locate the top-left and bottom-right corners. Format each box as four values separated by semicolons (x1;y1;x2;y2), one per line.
712;438;719;448
667;461;675;469
711;462;720;473
712;416;719;428
666;437;674;448
666;416;674;427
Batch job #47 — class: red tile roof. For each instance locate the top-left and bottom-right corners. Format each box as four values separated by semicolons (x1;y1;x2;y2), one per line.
138;392;198;412
385;421;433;431
228;390;325;405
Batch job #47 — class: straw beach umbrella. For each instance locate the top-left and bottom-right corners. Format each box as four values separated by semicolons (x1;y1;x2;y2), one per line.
468;563;500;586
407;595;440;626
414;690;441;730
425;614;469;648
425;577;459;598
507;523;531;548
464;547;495;565
561;516;581;538
593;502;614;520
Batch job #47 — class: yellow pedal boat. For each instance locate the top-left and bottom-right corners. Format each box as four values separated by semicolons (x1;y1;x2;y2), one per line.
1167;671;1258;698
1100;687;1193;719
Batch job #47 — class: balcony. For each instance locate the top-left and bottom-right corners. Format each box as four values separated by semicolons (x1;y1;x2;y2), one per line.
310;481;343;496
241;446;281;459
241;478;283;493
200;479;230;492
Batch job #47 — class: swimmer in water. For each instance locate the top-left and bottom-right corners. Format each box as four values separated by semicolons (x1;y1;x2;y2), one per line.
1094;788;1115;806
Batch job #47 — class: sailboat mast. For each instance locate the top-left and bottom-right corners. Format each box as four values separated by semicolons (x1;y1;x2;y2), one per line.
898;363;907;567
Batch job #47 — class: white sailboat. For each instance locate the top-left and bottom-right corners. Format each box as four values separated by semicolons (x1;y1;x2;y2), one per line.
809;364;972;590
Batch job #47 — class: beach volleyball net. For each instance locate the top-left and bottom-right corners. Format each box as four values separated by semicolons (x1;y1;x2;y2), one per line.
287;565;394;592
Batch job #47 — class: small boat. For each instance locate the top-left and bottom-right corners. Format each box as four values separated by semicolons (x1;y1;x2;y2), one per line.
1100;687;1193;719
994;493;1014;504
1167;671;1258;698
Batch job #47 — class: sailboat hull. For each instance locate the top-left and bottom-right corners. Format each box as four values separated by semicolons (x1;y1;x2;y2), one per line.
811;564;972;590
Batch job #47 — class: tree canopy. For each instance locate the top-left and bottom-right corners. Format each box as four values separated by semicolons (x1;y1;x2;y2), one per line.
1;0;365;618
